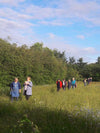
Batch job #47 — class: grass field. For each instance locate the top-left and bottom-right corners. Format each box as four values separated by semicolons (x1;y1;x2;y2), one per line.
0;82;100;133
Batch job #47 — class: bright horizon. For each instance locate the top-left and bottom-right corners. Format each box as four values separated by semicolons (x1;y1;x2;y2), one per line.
0;0;100;63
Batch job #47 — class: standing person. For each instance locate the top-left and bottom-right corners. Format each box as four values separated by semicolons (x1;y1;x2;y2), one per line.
56;79;62;91
68;80;71;90
71;77;76;89
87;78;89;85
83;79;87;86
10;77;21;102
62;79;67;90
23;77;33;100
90;77;92;84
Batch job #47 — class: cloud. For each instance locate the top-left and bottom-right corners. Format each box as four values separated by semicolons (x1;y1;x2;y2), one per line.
0;18;33;30
48;33;56;39
39;20;65;26
57;0;100;26
43;34;99;63
83;47;97;54
1;0;100;26
0;0;100;63
0;7;35;45
0;17;35;45
77;35;85;39
23;0;100;26
0;8;32;21
25;5;63;20
0;0;25;6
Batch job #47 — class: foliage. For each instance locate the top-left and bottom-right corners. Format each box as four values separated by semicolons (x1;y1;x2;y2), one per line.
0;39;67;86
0;38;100;88
10;114;40;133
67;57;100;81
81;64;100;81
66;67;82;81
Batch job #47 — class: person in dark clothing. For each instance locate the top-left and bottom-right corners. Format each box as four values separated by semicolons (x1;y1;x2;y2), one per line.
87;78;91;85
89;77;92;84
56;79;62;91
68;80;71;90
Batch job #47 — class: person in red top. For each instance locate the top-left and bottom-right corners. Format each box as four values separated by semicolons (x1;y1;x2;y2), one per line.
56;79;62;91
60;80;62;88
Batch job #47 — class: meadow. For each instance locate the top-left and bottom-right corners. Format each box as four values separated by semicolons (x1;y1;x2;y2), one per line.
0;82;100;133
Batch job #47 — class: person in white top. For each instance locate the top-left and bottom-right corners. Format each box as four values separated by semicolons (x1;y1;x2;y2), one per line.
62;79;67;90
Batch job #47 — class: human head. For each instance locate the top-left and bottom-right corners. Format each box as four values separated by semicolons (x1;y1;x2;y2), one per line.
14;77;18;82
72;77;75;80
27;76;31;81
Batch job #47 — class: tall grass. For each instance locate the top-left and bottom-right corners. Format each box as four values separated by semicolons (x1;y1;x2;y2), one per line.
0;82;100;133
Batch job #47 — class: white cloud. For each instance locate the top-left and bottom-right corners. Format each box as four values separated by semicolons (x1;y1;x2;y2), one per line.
0;18;33;30
77;35;85;39
25;5;62;20
48;33;56;39
0;8;32;21
0;0;100;63
57;0;100;25
0;17;35;45
23;0;100;26
0;7;35;45
0;0;100;26
0;0;25;6
39;20;65;26
42;34;99;63
83;47;97;54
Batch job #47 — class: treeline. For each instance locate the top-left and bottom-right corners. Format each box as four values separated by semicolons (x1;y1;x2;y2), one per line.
0;39;100;87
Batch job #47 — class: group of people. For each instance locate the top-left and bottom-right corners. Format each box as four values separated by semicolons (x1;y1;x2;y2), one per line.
10;77;33;102
56;78;76;91
10;76;92;101
83;77;92;86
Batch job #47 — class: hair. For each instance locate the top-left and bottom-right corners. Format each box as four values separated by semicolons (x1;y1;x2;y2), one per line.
14;77;18;80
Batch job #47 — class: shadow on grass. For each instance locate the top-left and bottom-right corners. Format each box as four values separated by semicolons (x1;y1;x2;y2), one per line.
0;102;100;133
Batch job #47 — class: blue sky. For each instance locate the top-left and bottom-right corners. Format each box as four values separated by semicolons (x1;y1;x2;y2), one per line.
0;0;100;63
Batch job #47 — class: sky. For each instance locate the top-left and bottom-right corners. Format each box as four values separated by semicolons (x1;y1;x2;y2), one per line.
0;0;100;63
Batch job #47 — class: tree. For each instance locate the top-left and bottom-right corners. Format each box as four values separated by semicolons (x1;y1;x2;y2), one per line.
30;42;43;51
69;57;76;65
96;57;100;64
0;38;99;88
53;49;67;63
77;58;87;68
66;67;81;81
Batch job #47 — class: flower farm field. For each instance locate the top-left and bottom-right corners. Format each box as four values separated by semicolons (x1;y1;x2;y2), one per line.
0;82;100;133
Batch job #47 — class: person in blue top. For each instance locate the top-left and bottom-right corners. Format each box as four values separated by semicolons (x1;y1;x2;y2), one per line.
71;77;76;89
10;77;21;102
